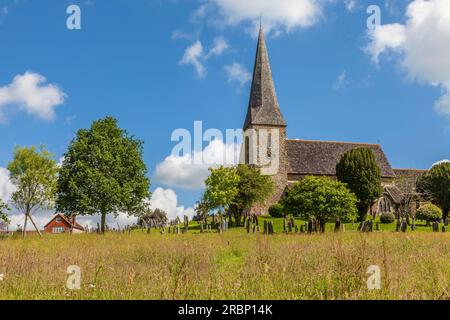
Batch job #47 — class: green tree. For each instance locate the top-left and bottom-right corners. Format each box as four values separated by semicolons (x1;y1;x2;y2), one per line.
56;117;150;233
415;203;442;225
418;162;450;221
282;176;357;232
336;148;382;221
202;166;240;221
230;164;273;225
0;198;10;226
8;146;58;237
201;165;274;226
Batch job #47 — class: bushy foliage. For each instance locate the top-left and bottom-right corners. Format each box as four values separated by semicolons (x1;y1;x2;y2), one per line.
416;203;442;223
379;212;395;224
282;176;357;232
56;117;150;233
418;162;450;220
268;203;284;218
336;148;382;221
202;164;274;225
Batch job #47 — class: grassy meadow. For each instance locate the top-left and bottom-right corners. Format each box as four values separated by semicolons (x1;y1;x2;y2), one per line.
0;222;449;300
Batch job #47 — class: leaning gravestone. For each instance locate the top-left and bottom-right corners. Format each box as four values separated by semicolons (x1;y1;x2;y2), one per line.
307;220;314;234
442;226;446;233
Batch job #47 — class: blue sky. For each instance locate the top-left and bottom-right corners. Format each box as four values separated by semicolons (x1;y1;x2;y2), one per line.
0;0;449;227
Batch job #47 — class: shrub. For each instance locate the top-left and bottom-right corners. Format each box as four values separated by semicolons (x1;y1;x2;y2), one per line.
379;212;395;224
269;203;284;218
416;204;442;223
281;176;357;232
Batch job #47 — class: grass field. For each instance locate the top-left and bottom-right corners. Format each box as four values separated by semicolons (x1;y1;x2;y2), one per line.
0;223;449;300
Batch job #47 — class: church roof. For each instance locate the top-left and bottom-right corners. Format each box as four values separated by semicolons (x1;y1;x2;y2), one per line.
286;139;395;178
243;28;286;130
393;168;427;193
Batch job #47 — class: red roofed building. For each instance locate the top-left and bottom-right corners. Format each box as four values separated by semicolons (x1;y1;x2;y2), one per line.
44;213;85;234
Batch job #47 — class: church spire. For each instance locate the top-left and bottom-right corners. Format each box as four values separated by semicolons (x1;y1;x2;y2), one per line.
243;26;286;130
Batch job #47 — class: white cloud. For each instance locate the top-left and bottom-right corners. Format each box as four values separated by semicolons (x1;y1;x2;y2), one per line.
179;41;206;78
199;0;322;36
179;37;229;78
332;70;348;91
0;71;66;121
206;36;229;57
366;23;406;64
366;0;450;121
0;167;15;202
225;62;252;85
149;187;195;221
154;139;241;190
344;0;358;12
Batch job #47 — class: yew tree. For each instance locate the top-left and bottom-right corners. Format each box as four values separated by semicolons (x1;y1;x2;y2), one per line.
336;148;382;221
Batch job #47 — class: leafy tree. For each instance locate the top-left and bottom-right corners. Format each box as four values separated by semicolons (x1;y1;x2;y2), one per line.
0;198;10;229
56;117;150;233
202;166;240;221
416;203;442;225
417;162;450;221
336;148;382;221
282;176;357;232
7;146;58;237
201;165;273;226
230;164;274;226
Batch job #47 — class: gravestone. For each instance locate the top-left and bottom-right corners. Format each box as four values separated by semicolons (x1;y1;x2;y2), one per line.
334;219;341;232
396;220;401;232
442;226;446;233
432;221;439;232
375;222;380;231
400;219;407;233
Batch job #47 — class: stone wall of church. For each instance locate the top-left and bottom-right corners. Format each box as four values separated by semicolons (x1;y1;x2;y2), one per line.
248;125;288;215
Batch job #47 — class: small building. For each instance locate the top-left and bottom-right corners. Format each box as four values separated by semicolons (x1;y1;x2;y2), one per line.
43;213;85;234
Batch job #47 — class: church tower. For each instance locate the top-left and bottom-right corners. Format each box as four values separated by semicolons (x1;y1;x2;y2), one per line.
240;27;288;214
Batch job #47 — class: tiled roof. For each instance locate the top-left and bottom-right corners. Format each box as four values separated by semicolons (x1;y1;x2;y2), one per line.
286;139;395;178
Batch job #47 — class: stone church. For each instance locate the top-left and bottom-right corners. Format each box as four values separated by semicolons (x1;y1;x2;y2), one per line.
240;28;425;217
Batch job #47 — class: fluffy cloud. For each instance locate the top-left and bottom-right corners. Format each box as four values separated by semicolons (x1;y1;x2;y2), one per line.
154;139;241;190
225;62;252;85
149;187;195;221
179;37;229;78
197;0;322;36
365;0;450;119
0;167;15;202
0;71;66;121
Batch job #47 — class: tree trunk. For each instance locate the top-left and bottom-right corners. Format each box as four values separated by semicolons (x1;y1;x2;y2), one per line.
22;214;28;238
28;215;42;237
101;211;107;234
443;208;449;221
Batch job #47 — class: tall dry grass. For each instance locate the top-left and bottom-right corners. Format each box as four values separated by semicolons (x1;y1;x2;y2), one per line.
0;231;448;300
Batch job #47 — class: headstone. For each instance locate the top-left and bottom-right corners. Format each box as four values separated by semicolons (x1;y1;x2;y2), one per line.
300;225;304;233
400;219;407;233
334;219;341;232
396;220;401;232
375;222;380;231
445;218;449;226
264;220;268;235
283;218;287;233
442;226;446;233
432;221;439;232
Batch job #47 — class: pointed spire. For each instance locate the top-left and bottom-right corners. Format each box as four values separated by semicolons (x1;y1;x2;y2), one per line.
243;26;286;130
